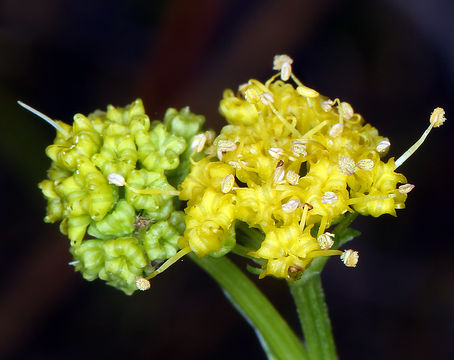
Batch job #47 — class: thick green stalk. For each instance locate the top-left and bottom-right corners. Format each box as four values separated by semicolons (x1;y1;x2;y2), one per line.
191;254;308;360
289;213;360;360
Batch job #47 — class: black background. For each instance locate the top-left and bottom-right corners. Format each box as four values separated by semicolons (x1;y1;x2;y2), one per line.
1;0;453;359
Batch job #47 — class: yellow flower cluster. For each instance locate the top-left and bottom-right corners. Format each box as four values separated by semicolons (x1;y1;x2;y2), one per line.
180;55;421;281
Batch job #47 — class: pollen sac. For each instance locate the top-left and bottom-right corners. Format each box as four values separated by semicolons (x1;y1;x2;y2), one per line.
107;173;126;186
221;174;235;193
191;133;207;153
430;107;446;127
269;147;285;159
40;99;200;294
339;156;356;176
329;123;344;137
340;102;354;120
286;170;300;185
341;249;359;267
272;166;285;184
280;61;292;81
376;140;391;153
321;99;334;112
321;191;338;204
135;276;151;291
356;159;375;171
282;199;300;213
291;140;307;157
296;85;319;98
273;54;293;70
260;92;275;106
317;232;335;250
398;183;415;194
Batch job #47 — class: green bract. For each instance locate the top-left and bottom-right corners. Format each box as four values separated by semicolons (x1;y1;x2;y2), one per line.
39;99;205;294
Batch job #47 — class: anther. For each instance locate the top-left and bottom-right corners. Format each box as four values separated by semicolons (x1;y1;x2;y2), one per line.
338;156;356;176
376;140;391;153
260;92;275;106
286;170;300;185
322;191;338;204
221;174;235;193
430;107;446;127
217;140;237;160
273;54;294;71
321;99;334;112
280;61;292;81
291;140;307;157
245;88;260;104
317;232;335;250
268;147;285;159
356;159;375;171
191;133;207;153
340;249;359;267
340;102;354;120
398;183;415;194
296;85;320;98
282;199;300;213
329;123;344;137
107;173;126;186
135;276;151;291
272;166;285;183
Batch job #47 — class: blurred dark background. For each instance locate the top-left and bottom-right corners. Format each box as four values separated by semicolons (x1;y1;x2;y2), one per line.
1;0;453;359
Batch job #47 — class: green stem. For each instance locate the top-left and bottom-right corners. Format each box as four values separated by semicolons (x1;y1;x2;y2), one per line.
289;212;360;360
191;254;308;360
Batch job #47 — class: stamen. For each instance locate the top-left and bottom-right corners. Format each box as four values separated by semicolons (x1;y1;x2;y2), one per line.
356;159;375;171
135;276;151;291
398;183;415;194
268;147;285;159
340;102;354;120
299;203;311;231
217;140;237;160
291;141;307;157
259;92;274;106
282;199;300;213
339;156;356;176
146;246;192;280
376;140;391;153
273;54;293;71
317;232;335;250
272;166;285;184
286;170;300;185
394;107;446;169
18;101;70;138
280;61;292;81
347;193;396;205
340;249;359;267
329;123;344;137
191;133;207;153
221;174;235;193
322;191;338;204
321;99;334;112
296;85;319;98
245;88;260;104
107;173;126;186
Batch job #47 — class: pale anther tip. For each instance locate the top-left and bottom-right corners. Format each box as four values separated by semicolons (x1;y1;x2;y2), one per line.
107;173;126;186
430;107;446;128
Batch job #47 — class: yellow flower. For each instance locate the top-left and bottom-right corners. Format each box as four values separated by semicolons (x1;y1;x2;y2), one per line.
180;55;445;280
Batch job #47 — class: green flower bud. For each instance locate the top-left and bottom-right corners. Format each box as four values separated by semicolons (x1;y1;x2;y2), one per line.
38;99;206;294
164;107;206;187
99;237;148;295
136;122;186;171
163;107;205;141
142;221;181;261
126;169;176;220
87;200;136;240
71;239;105;281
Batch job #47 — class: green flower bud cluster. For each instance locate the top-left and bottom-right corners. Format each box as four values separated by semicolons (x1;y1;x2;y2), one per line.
39;99;205;294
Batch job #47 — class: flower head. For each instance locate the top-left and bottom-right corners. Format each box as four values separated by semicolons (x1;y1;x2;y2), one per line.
37;100;205;294
179;55;442;280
